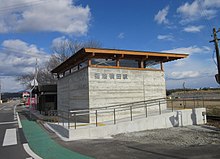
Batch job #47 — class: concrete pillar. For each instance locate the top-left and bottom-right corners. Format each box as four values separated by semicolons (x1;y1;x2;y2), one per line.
116;59;120;67
202;111;207;124
160;62;164;71
88;59;92;66
177;111;183;127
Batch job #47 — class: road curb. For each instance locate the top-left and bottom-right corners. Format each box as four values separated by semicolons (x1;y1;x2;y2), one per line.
16;112;22;128
44;123;70;142
23;143;42;159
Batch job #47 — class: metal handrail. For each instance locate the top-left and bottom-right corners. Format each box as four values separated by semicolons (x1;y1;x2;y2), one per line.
66;98;167;129
67;98;167;119
47;97;217;129
69;97;166;113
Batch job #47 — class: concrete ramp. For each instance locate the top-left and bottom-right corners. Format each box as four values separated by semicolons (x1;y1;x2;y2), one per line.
47;108;207;141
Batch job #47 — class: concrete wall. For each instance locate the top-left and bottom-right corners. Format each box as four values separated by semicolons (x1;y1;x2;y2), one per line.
88;67;166;122
57;67;167;123
67;108;207;140
88;67;166;108
57;68;89;113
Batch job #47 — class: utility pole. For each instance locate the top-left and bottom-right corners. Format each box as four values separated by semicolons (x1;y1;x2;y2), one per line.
0;78;1;103
210;27;220;84
30;58;38;118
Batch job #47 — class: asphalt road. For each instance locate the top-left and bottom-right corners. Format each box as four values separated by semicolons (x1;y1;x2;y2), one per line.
2;100;219;159
58;139;220;159
0;101;31;159
56;125;220;159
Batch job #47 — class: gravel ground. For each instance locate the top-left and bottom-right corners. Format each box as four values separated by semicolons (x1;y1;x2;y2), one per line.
207;120;220;128
56;125;220;159
113;125;220;147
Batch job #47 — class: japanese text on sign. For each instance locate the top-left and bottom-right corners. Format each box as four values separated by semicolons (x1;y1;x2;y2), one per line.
94;73;128;80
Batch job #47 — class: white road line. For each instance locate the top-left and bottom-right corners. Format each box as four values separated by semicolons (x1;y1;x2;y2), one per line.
3;108;12;111
0;121;18;125
23;143;42;159
14;105;17;120
2;128;17;146
0;106;7;110
16;112;22;128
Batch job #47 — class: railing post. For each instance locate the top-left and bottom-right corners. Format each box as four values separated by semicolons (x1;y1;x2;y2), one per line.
53;111;55;122
193;97;196;108
183;98;185;109
202;97;205;108
95;110;98;127
50;111;52;122
62;112;64;126
113;109;116;124
48;111;50;122
159;101;161;114
68;110;70;129
171;99;174;112
57;111;59;125
183;98;186;109
54;111;56;122
130;106;133;121
74;112;77;129
145;103;148;118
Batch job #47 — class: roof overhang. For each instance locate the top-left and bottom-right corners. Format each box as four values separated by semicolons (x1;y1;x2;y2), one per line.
51;48;188;74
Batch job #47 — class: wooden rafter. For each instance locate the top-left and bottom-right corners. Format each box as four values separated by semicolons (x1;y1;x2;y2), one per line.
51;47;188;74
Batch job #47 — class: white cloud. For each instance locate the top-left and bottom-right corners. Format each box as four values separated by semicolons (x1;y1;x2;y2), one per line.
0;76;25;92
165;75;218;89
51;36;70;48
165;61;218;88
157;34;174;41
170;71;200;79
0;39;50;92
183;25;204;33
0;39;49;77
117;33;125;39
203;0;220;8
177;0;220;23
164;45;218;88
162;45;211;54
0;0;91;35
173;60;186;67
154;6;169;24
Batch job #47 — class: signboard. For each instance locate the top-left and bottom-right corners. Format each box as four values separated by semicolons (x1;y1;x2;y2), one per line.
26;97;37;107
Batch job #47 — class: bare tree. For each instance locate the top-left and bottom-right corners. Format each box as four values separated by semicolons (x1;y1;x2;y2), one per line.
17;39;102;88
16;74;35;88
51;39;101;63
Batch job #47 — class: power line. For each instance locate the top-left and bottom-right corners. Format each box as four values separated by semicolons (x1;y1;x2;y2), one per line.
0;0;43;11
0;46;46;58
0;0;51;14
200;5;214;30
0;78;1;102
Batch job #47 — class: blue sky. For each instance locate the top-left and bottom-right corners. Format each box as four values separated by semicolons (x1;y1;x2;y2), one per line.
0;0;219;92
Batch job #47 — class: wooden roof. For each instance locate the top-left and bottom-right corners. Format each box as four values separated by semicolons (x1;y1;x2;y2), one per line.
51;48;188;73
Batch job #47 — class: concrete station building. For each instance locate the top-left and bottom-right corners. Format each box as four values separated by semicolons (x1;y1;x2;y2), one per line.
51;48;188;122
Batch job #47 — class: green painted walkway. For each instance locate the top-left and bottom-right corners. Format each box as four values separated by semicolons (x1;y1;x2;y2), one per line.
21;120;93;159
